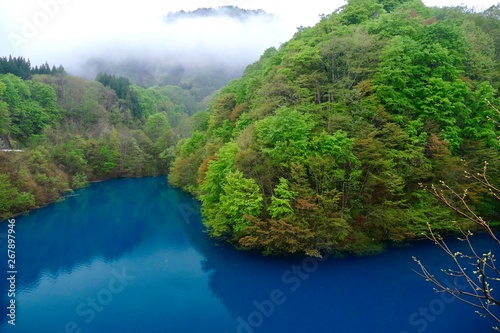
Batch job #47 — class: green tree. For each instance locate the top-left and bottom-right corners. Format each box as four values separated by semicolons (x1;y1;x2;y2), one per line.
0;173;35;219
85;140;119;178
0;81;9;135
169;132;207;191
339;0;385;25
239;216;317;256
268;178;297;219
216;170;263;237
0;74;53;141
145;112;171;141
255;108;314;166
200;142;238;206
53;138;88;174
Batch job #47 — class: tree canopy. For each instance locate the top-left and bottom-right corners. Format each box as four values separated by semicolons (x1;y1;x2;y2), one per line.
0;66;194;219
169;0;500;255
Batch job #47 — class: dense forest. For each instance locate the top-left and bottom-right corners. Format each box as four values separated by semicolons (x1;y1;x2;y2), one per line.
1;0;500;257
0;62;208;220
0;56;66;79
169;0;500;256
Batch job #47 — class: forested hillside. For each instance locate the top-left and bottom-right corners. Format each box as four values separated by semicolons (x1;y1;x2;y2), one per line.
169;0;500;256
0;67;199;219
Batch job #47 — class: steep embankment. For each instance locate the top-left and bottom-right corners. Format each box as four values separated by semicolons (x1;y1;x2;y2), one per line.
169;0;500;255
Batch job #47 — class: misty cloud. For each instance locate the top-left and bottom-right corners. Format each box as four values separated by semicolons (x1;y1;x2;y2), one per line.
0;0;496;84
74;9;293;84
0;2;297;82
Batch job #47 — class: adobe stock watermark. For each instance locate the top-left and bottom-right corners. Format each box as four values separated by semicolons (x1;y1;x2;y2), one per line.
9;0;72;52
178;197;201;225
236;254;330;333
49;267;135;333
399;278;467;333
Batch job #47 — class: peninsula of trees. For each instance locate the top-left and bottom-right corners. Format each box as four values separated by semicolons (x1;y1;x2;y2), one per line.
169;0;500;255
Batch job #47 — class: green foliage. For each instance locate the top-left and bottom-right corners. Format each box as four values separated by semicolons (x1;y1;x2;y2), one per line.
0;66;193;217
212;119;234;142
179;132;207;157
372;19;494;151
53;138;88;174
145;113;171;141
199;144;265;238
0;173;35;219
255;108;314;166
96;73;130;99
217;170;263;237
239;216;317;256
0;56;65;79
157;85;200;116
308;131;361;195
71;173;89;189
0;74;60;141
268;178;297;219
168;131;208;191
208;93;237;131
168;0;500;256
339;0;385;25
200;142;238;205
0;81;10;135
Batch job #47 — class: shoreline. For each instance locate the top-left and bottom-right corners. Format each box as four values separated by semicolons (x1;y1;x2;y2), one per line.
0;174;168;223
2;176;496;259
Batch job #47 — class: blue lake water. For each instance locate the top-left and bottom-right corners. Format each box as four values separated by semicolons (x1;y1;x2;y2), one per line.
0;177;497;333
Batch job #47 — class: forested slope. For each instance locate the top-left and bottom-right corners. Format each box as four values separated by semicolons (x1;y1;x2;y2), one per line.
169;0;500;255
0;60;199;220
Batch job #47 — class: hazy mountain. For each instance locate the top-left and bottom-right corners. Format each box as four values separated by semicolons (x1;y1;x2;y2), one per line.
163;6;273;22
79;6;281;101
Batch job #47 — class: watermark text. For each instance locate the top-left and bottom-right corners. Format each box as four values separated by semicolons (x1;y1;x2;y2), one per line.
6;219;17;326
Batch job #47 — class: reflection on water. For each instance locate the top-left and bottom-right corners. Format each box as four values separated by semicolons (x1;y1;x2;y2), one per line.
0;177;233;332
0;177;497;333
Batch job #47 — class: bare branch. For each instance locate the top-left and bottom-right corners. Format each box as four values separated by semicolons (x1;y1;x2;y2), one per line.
415;101;500;328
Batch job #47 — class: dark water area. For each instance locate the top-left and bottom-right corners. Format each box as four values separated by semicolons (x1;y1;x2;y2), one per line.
0;177;497;333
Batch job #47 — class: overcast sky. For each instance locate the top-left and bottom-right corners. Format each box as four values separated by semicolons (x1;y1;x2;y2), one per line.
0;0;498;76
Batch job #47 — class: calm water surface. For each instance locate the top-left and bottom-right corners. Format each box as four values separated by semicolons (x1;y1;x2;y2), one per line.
0;177;497;332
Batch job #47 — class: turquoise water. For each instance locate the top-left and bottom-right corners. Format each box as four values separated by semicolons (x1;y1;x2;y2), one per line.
0;177;497;332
